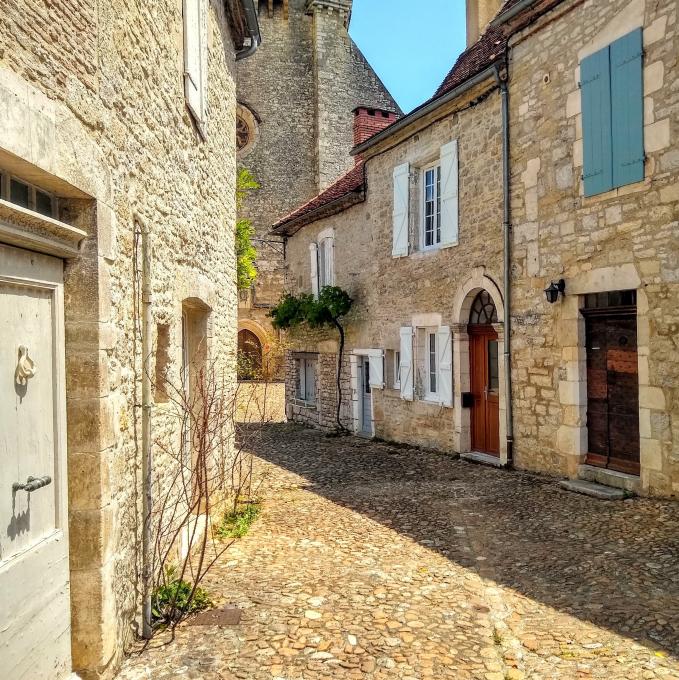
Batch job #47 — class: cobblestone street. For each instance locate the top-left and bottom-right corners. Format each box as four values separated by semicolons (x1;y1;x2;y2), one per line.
117;424;679;680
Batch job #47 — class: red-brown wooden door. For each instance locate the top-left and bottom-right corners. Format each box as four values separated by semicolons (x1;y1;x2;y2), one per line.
469;326;500;456
585;311;640;474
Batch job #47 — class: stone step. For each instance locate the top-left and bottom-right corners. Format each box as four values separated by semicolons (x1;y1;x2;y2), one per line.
577;464;640;494
559;479;627;500
460;451;505;468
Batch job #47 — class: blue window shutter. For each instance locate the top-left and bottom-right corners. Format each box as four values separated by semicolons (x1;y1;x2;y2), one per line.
610;28;644;188
581;47;613;197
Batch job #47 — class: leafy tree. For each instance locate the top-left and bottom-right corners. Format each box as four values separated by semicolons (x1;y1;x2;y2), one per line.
236;168;260;290
269;286;353;431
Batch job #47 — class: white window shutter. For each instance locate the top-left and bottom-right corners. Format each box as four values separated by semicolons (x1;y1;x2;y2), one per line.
399;327;414;401
309;242;319;297
392;163;410;257
440;140;459;247
183;0;207;126
328;238;335;286
368;350;384;389
437;326;453;407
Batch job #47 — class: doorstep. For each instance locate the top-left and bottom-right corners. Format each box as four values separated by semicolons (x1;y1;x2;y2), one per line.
460;451;505;468
577;464;640;494
559;479;628;500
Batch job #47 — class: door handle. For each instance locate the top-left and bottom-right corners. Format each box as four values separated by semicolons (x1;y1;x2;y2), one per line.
12;475;52;493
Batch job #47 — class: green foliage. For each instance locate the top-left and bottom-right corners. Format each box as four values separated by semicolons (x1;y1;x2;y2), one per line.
151;565;211;625
216;502;261;539
236;168;261;291
269;286;353;330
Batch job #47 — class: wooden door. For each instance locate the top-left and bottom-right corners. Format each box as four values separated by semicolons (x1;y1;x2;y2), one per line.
585;312;640;474
469;326;500;456
0;245;71;678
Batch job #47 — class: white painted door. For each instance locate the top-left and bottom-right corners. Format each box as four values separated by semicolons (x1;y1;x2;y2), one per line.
0;244;71;679
360;357;372;435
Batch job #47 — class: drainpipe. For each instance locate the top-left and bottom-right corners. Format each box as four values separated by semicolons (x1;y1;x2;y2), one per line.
235;0;261;61
136;212;154;639
497;67;514;465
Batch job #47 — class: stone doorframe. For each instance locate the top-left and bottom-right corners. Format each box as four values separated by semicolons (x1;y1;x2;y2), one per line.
554;264;657;491
451;268;509;463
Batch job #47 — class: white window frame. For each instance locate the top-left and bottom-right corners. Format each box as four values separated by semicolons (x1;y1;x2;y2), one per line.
393;350;401;390
318;235;334;289
0;170;57;218
420;163;442;251
295;356;317;405
415;326;439;402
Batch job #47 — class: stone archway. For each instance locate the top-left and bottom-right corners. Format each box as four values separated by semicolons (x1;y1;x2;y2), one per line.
451;268;508;463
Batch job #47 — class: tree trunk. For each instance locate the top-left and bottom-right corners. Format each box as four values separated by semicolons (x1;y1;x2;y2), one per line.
332;318;348;432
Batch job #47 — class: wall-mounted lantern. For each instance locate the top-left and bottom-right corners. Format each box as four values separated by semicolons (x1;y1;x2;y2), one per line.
544;279;566;304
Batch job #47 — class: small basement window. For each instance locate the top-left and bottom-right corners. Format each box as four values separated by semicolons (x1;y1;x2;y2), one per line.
1;170;57;218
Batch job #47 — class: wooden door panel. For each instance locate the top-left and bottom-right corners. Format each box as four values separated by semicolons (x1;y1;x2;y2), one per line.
469;327;500;456
585;311;639;473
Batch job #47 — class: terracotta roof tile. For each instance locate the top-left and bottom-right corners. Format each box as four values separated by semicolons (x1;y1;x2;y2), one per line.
272;162;366;234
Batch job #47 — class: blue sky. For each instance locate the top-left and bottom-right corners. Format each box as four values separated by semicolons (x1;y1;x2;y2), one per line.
349;0;467;113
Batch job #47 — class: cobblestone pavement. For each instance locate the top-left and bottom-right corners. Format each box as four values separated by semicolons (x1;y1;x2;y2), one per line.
117;423;679;680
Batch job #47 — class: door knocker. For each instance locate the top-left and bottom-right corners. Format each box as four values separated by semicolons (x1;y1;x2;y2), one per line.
15;346;37;386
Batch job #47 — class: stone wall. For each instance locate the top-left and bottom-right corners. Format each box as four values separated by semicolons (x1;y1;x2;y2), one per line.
508;0;679;497
0;0;240;676
284;83;506;454
236;0;399;358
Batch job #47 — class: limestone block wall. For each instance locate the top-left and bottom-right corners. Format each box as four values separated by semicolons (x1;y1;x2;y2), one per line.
0;0;239;677
508;0;679;496
236;0;399;346
283;85;505;454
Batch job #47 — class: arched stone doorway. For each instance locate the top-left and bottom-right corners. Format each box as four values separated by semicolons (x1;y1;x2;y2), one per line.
467;291;500;456
452;268;508;463
237;328;263;380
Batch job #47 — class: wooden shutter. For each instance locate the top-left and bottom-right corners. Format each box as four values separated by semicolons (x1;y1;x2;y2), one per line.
439;141;459;247
183;0;206;126
305;359;316;403
368;349;384;389
392;163;410;257
437;326;453;407
610;29;644;188
399;327;414;401
581;46;613;197
309;242;319;297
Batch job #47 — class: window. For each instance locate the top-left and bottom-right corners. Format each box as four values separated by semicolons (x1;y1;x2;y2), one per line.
183;0;208;131
1;171;57;218
295;356;317;404
385;350;401;389
422;164;441;249
415;327;439;400
580;28;644;197
318;236;334;288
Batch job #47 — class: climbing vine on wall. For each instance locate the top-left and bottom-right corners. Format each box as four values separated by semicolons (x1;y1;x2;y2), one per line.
236;168;260;290
269;286;353;431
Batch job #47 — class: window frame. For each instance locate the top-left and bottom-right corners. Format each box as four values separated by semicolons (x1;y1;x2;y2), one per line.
0;170;58;218
295;356;317;405
420;163;442;251
415;326;439;402
393;350;401;390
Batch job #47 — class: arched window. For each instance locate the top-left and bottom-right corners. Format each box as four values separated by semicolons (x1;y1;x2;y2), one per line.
237;329;263;379
469;290;498;325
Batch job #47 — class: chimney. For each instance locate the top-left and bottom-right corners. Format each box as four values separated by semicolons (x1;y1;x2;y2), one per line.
466;0;503;47
353;107;399;161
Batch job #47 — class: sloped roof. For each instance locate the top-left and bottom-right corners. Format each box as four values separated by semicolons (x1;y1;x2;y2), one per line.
272;162;366;235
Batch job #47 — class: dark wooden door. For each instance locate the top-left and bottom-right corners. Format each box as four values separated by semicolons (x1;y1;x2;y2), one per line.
585;312;640;474
469;326;500;456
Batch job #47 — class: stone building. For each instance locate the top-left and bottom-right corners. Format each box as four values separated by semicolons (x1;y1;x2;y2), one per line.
0;1;258;677
274;2;511;458
235;0;399;375
500;0;679;497
275;0;679;499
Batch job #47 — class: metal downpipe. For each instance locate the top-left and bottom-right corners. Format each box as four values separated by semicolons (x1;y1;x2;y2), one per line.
499;74;514;465
136;212;154;639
